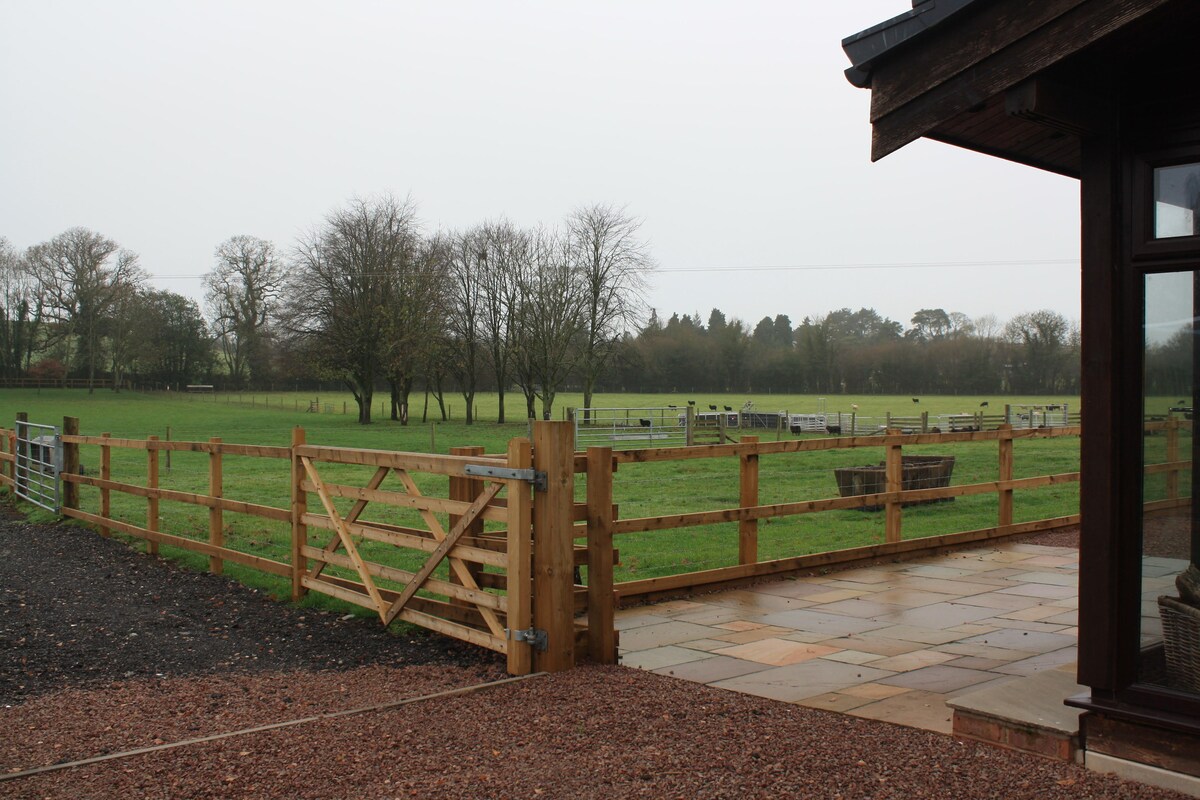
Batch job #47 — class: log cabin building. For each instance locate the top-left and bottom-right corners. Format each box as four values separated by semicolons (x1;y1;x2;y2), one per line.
844;0;1200;788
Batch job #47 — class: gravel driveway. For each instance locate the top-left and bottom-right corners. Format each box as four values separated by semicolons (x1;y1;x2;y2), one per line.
1;513;1187;799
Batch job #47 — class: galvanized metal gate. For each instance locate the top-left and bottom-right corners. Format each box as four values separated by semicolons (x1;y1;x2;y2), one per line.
14;420;60;512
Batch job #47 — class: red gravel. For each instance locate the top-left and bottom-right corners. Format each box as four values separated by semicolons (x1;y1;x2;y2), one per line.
3;514;1187;799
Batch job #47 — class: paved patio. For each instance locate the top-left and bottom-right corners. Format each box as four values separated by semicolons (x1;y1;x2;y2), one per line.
615;540;1083;735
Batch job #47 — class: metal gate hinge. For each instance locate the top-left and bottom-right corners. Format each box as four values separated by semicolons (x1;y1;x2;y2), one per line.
506;627;548;652
464;464;548;492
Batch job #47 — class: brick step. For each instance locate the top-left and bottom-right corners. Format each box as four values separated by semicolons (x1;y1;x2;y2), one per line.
947;668;1083;762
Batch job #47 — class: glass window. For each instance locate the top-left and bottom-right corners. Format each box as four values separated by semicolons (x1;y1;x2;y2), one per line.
1155;163;1200;238
1140;270;1199;693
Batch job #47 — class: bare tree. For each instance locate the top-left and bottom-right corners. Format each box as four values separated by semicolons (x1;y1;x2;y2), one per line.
25;228;144;393
383;234;447;425
477;220;527;423
513;227;586;420
284;196;419;424
566;204;651;420
0;238;44;379
444;227;487;424
204;236;285;389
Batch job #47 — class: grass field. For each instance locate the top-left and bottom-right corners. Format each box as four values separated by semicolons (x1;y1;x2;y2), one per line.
0;389;1102;621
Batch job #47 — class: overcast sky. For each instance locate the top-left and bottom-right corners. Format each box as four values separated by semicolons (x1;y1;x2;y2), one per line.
1;1;1081;332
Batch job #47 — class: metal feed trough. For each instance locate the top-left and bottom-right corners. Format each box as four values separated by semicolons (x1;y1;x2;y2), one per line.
15;420;61;512
833;455;956;512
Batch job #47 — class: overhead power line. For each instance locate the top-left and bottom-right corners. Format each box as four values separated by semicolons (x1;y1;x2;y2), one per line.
142;258;1079;281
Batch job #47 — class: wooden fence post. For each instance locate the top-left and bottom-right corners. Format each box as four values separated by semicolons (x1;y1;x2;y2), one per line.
7;427;15;486
506;436;534;675
531;420;575;672
1166;416;1180;501
291;426;307;602
62;416;79;512
146;435;159;555
586;446;616;664
739;436;759;565
685;405;695;447
884;431;902;544
15;411;28;498
209;437;223;575
449;446;485;606
921;411;929;433
100;433;111;537
998;424;1014;527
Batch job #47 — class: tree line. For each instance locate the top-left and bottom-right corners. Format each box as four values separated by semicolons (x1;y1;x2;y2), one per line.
0;196;650;424
11;197;1160;420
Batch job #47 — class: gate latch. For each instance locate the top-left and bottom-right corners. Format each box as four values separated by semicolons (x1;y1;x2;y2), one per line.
464;464;547;492
507;627;548;652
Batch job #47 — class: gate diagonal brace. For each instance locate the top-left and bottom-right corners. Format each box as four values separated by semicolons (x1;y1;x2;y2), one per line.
507;627;548;652
464;464;547;492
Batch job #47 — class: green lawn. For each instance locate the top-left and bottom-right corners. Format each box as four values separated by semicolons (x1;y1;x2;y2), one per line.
0;389;1105;608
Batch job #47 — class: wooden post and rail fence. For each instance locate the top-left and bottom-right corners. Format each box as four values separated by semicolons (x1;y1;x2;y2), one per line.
0;415;1189;676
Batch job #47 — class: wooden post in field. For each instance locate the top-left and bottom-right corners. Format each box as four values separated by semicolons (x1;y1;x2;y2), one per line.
449;446;485;606
100;433;111;537
884;430;903;544
531;421;575;672
739;435;759;565
718;412;727;444
685;405;695;447
586;446;616;664
7;428;15;485
165;426;171;473
209;437;224;575
290;426;307;602
921;411;929;433
61;416;79;511
1166;416;1180;501
506;437;534;675
15;411;28;498
146;435;160;555
998;424;1014;527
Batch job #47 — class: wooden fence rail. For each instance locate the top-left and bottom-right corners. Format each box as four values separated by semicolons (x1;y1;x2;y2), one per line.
3;414;1191;674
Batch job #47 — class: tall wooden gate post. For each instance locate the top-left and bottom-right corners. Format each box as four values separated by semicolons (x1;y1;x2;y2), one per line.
739;436;759;565
290;426;308;602
15;412;27;498
99;433;111;537
586;446;616;664
62;416;79;511
998;424;1015;527
506;437;534;675
531;420;576;672
884;431;903;544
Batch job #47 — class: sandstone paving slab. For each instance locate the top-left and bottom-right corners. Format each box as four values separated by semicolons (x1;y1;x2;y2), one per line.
755;608;892;637
866;588;964;607
713;638;840;667
614;613;671;631
818;635;929;656
620;645;715;671
995;583;1076;599
711;659;895;703
869;649;960;673
848;689;955;734
876;602;1000;629
802;588;878;603
993;646;1079;676
840;682;912;700
711;627;799;645
959;627;1077;653
1009;571;1078;587
999;605;1069;622
976;617;1072;634
868;624;967;645
935;641;1037;662
703;590;817;613
618;620;726;651
675;638;737;653
878;664;998;693
670;606;759;626
794;692;876;713
652;654;772;684
812;598;909;619
952;591;1048;611
819;649;885;665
